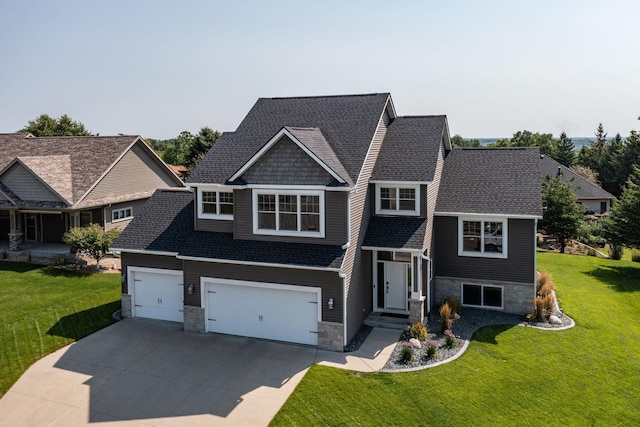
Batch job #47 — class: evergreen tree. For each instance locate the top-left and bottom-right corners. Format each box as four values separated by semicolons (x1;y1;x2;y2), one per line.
603;165;640;249
539;175;585;253
186;127;220;168
555;132;575;167
598;133;624;196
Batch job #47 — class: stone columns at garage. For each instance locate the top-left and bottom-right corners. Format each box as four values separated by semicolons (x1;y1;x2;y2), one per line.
318;321;344;351
184;306;205;333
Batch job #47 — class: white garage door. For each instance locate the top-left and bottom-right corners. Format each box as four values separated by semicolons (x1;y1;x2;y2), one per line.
131;269;184;323
205;281;319;346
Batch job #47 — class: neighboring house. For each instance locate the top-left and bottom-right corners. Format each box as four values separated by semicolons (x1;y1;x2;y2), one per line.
540;155;614;214
113;93;542;351
0;133;183;251
168;164;189;180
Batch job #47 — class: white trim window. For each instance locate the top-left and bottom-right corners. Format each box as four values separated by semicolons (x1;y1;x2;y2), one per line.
375;184;420;216
198;188;233;220
112;207;133;223
253;189;324;237
458;217;508;259
461;283;504;309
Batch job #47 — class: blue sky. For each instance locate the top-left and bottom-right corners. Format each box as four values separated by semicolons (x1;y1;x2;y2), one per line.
1;0;638;139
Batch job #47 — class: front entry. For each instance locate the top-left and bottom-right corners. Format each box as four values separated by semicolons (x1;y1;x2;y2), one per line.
377;261;410;312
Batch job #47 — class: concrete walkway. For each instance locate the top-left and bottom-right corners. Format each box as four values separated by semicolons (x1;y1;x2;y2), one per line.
0;320;400;427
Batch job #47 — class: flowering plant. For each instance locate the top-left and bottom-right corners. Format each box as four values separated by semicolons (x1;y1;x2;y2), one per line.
426;340;438;358
444;329;456;348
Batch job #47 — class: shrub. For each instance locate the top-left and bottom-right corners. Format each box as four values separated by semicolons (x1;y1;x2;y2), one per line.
609;243;623;260
632;250;640;263
439;302;452;333
399;342;414;363
444;329;456;348
409;322;427;341
445;296;462;315
425;340;438;359
537;281;555;297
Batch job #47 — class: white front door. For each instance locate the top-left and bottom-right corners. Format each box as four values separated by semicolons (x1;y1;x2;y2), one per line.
384;262;408;311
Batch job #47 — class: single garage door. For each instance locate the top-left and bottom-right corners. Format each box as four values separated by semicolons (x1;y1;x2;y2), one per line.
131;269;184;323
205;281;319;346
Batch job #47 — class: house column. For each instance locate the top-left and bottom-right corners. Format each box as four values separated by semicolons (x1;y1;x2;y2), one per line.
8;211;22;252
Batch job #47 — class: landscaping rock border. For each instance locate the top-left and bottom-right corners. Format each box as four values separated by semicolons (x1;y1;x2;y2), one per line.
381;307;574;372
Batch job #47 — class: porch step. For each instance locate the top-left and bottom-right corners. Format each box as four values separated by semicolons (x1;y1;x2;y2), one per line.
364;312;409;331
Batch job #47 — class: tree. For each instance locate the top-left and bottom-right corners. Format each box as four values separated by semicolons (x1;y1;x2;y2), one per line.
185;127;220;168
487;130;557;157
539;175;585;253
63;224;122;269
570;165;600;186
603;165;640;250
598;133;624;196
451;134;481;148
20;114;92;136
161;131;194;166
555;132;575;167
578;123;608;172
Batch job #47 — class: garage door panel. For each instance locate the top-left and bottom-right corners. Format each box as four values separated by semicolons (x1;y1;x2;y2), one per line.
206;282;318;346
133;270;184;323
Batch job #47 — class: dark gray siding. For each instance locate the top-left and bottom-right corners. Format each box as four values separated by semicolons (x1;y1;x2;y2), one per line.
434;216;535;283
233;188;348;245
183;260;342;322
121;252;183;293
241;136;335;185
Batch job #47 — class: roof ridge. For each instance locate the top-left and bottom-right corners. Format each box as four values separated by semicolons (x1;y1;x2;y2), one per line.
267;93;389;101
395;115;446;119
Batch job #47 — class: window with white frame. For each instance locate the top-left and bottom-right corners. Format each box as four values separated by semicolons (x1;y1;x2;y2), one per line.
375;184;419;216
458;218;507;258
253;190;323;237
198;189;233;219
112;207;133;222
462;283;503;309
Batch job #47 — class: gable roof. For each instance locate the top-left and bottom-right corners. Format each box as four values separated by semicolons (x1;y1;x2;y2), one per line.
540;155;614;200
188;93;392;186
371;115;449;182
0;133;181;207
435;147;543;217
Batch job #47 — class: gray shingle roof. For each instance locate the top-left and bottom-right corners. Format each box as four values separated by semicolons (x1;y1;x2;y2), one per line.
371;116;447;182
435;148;543;217
112;188;194;253
188;93;391;185
0;133;143;205
540;155;614;200
362;216;427;250
114;189;345;269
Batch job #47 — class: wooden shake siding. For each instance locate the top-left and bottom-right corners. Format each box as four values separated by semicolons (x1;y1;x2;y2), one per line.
434;217;536;283
2;164;62;202
84;143;178;202
183;260;343;322
233;188;348;245
423;140;446;256
343;108;390;342
121;252;183;293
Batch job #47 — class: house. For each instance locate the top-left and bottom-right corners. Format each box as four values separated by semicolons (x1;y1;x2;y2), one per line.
0;133;183;252
112;93;542;351
540;155;614;214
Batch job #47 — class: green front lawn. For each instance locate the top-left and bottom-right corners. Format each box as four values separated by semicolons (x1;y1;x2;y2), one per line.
0;262;120;397
271;252;640;426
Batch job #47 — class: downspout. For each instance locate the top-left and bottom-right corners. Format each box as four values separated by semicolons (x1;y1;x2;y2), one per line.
342;189;354;250
339;270;347;347
534;218;539;300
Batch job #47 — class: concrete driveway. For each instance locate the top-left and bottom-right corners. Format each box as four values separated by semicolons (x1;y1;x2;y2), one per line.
0;319;400;426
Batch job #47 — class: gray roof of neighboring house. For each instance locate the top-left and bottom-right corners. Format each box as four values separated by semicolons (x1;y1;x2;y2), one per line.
0;133;154;206
188;93;391;185
540;155;614;200
371;116;447;182
362;216;427;250
435;147;543;217
113;189;345;269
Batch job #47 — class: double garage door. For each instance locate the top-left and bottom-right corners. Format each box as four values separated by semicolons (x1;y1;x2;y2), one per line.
204;280;320;346
130;269;184;323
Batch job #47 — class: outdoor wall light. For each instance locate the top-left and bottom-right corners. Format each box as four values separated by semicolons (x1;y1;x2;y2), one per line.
187;284;194;295
328;297;334;310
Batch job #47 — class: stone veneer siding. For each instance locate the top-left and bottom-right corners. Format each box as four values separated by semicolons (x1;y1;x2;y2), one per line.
435;276;535;315
318;321;344;351
121;293;132;318
409;297;426;324
184;306;205;333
